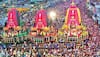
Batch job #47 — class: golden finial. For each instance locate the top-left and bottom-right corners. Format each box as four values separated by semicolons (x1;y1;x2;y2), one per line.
40;5;43;9
71;0;75;5
12;5;15;8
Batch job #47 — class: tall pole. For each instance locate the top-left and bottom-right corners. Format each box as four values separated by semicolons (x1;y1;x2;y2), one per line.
87;0;90;3
72;0;74;2
8;0;11;5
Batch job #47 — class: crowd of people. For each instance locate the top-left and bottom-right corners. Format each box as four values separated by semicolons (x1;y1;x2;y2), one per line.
0;38;100;57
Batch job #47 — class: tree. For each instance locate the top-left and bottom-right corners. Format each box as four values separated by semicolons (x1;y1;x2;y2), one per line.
0;0;3;2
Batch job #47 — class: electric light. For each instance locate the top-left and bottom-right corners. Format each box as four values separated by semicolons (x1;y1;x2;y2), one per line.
49;11;57;20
